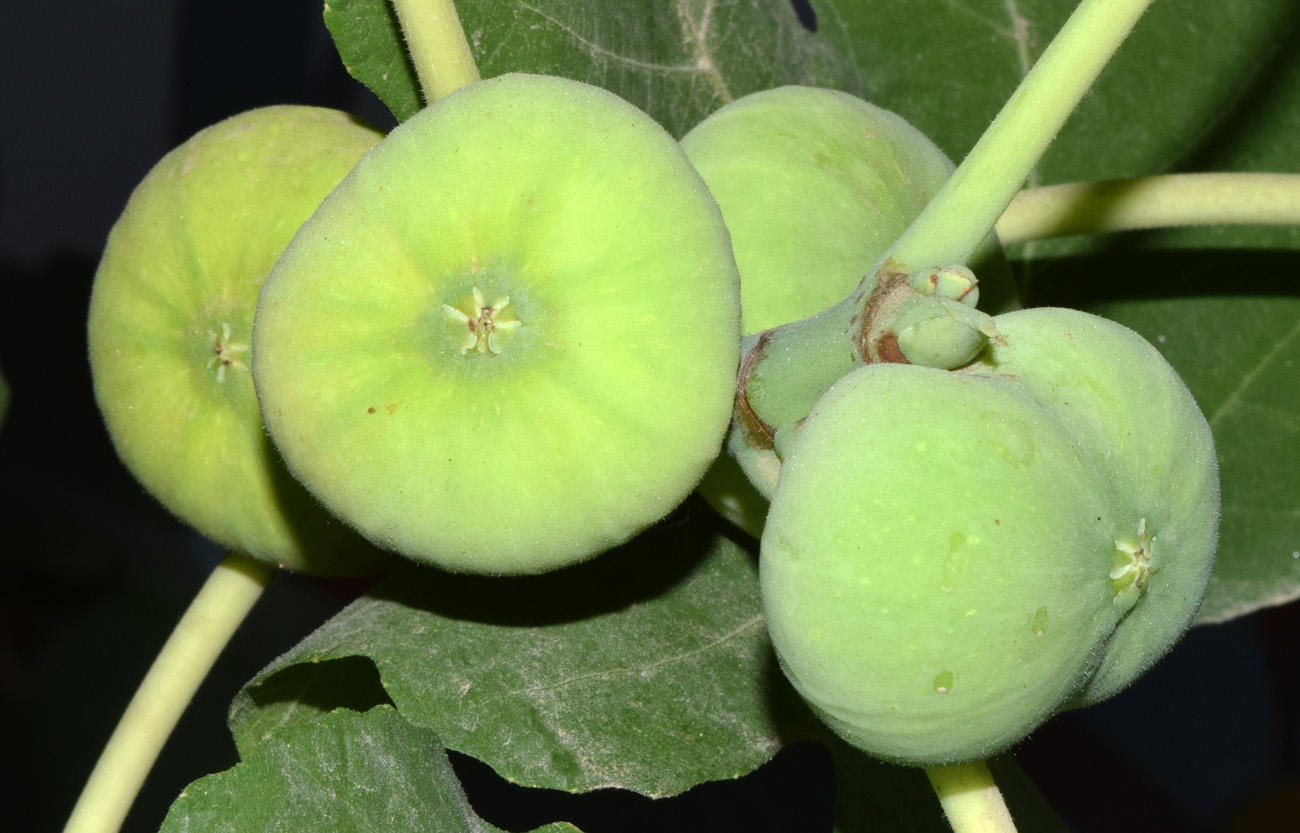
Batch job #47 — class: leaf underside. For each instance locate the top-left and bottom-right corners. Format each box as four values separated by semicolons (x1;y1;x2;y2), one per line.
231;511;790;797
160;705;580;833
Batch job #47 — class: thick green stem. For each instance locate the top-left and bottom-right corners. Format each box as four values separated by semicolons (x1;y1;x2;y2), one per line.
734;0;1154;478
891;0;1155;269
62;552;273;833
997;173;1300;244
926;761;1018;833
391;0;480;103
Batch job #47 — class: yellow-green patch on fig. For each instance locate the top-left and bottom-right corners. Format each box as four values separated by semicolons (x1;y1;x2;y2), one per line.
761;363;1147;765
88;106;389;576
253;74;741;575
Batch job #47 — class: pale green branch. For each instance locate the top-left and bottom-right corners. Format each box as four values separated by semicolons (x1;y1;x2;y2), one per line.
63;552;274;833
391;0;480;103
890;0;1156;270
997;173;1300;244
925;761;1019;833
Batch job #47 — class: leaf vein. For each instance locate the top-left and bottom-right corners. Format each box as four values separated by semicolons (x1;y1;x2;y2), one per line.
1001;0;1033;78
504;613;765;698
517;2;707;75
675;0;733;102
1207;314;1300;428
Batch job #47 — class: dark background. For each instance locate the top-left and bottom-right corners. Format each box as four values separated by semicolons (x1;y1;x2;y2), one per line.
1;2;1297;832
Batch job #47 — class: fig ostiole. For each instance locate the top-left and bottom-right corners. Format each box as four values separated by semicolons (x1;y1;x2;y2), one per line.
958;307;1220;706
87;105;391;577
252;73;741;575
759;308;1218;765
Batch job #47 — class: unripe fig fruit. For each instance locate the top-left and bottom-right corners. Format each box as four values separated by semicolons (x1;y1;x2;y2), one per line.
958;307;1219;706
760;310;1217;765
680;86;954;336
252;73;740;575
88;106;390;576
681;86;1011;536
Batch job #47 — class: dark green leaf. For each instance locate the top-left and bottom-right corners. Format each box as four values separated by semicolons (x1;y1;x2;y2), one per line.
457;0;857;137
231;510;798;797
230;655;393;759
161;706;579;833
809;0;1300;194
324;0;858;134
324;0;423;122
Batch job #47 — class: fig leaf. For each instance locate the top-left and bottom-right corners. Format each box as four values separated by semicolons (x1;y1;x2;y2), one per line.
160;705;579;833
324;0;858;134
229;510;791;797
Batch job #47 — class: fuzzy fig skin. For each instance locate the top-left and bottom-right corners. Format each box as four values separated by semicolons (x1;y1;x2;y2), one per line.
683;86;1018;538
683;86;953;538
88;106;390;577
958;308;1219;706
252;74;740;575
681;86;956;336
760;309;1217;765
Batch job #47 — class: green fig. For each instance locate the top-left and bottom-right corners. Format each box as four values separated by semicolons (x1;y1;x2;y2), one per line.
760;310;1217;765
958;307;1220;705
252;74;740;575
680;86;1012;537
681;86;957;336
87;106;390;576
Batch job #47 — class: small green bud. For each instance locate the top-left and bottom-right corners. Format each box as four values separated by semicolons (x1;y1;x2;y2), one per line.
906;265;980;308
894;296;997;369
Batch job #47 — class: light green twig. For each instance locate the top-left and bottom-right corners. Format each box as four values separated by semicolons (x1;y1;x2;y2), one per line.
62;552;274;833
732;0;1160;462
391;0;480;103
889;0;1156;270
926;761;1018;833
997;173;1300;244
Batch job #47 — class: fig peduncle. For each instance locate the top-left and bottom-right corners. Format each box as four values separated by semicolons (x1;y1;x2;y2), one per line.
391;0;481;104
734;257;997;466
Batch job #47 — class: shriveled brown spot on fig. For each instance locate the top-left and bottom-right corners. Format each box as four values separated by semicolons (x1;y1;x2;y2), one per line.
735;331;776;450
875;334;908;364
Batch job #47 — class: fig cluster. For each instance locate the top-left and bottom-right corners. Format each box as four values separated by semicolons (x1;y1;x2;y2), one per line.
88;68;1220;765
761;308;1218;764
88;74;739;578
686;88;1220;764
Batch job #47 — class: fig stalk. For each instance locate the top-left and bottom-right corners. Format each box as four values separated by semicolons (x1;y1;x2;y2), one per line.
391;0;480;102
996;173;1300;244
888;0;1155;269
734;0;1155;486
925;762;1018;833
63;552;273;833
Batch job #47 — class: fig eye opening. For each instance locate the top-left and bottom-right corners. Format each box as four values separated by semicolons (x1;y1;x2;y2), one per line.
442;286;522;355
